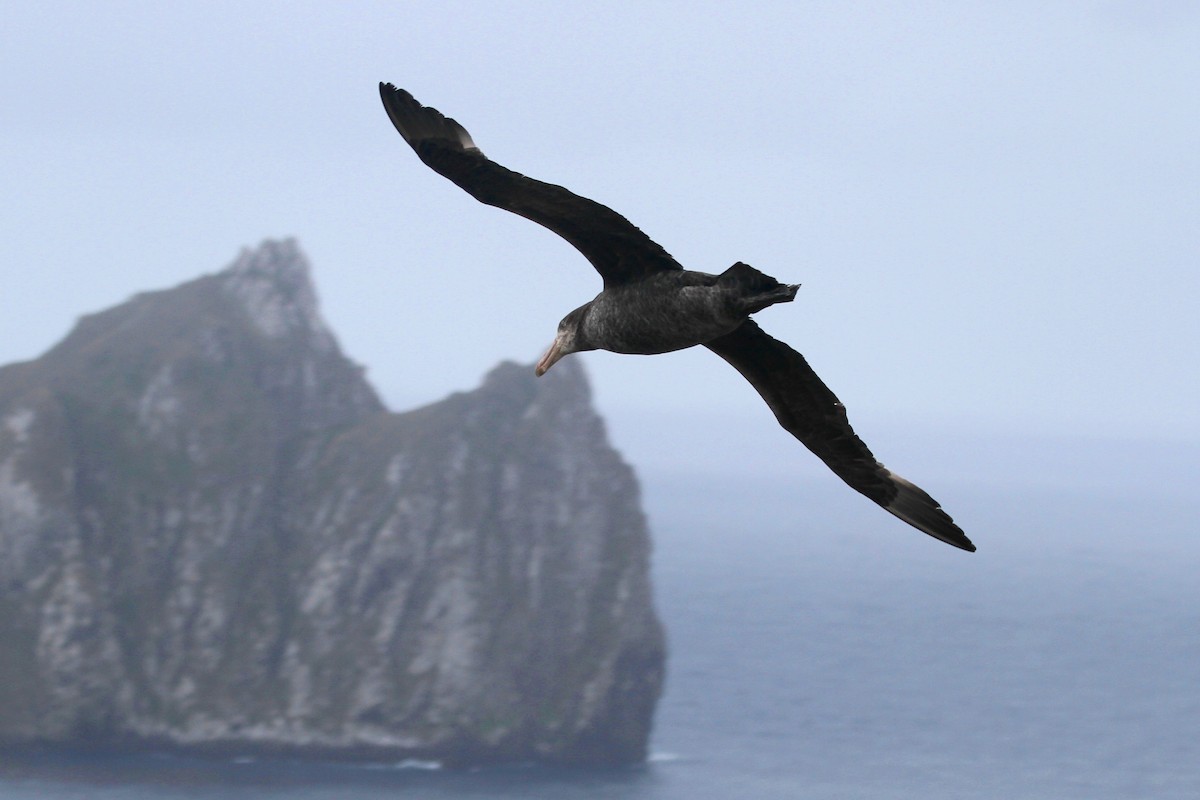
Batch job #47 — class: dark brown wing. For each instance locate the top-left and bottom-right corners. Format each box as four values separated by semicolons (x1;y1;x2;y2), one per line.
380;83;681;288
705;321;975;552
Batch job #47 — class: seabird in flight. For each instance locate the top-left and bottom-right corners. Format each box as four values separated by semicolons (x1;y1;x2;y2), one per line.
379;83;974;552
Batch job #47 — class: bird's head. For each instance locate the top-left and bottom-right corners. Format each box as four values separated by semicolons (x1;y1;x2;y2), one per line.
535;303;592;376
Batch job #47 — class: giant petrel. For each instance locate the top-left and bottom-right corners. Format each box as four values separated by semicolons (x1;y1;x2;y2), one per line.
379;83;974;552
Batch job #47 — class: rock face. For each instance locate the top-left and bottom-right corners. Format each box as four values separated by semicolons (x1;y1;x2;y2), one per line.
0;240;664;766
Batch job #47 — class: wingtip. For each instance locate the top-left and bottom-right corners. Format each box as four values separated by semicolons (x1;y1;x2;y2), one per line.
939;527;977;552
378;82;414;107
378;83;480;154
883;473;976;552
378;84;421;113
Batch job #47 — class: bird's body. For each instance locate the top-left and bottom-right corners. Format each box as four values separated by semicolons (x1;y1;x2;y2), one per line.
573;266;798;357
379;83;975;552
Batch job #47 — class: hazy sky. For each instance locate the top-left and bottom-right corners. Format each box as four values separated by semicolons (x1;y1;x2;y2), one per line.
3;2;1197;490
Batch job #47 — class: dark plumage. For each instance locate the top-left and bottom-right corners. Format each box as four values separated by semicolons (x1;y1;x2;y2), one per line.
379;83;975;553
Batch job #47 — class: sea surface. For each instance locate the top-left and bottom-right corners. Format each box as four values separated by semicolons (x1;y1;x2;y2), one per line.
1;469;1196;799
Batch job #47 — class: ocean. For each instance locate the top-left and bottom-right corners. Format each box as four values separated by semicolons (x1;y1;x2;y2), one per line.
1;469;1196;799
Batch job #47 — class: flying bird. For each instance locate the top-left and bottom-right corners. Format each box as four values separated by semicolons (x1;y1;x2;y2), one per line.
379;83;974;552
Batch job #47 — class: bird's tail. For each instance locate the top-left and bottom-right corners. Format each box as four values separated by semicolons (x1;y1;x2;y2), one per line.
719;262;800;314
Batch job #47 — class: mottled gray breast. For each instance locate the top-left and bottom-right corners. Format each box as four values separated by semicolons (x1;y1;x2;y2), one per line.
582;272;745;355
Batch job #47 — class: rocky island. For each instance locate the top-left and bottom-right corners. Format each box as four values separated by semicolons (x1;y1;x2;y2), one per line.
0;240;665;766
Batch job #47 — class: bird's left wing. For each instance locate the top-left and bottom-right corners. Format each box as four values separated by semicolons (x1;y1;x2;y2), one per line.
704;321;974;551
380;83;681;287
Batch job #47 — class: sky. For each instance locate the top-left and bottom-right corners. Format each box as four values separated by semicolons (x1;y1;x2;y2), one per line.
2;2;1198;497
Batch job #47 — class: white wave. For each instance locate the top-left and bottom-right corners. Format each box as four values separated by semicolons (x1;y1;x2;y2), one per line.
363;758;443;771
647;751;685;763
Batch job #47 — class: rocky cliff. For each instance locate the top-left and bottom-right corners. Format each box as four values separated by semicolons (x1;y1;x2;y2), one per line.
0;240;664;766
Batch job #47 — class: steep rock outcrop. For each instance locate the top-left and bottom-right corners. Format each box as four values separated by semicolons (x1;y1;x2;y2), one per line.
0;240;664;766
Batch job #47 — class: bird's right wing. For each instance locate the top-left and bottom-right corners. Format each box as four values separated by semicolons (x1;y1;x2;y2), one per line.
704;321;974;551
380;84;681;288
